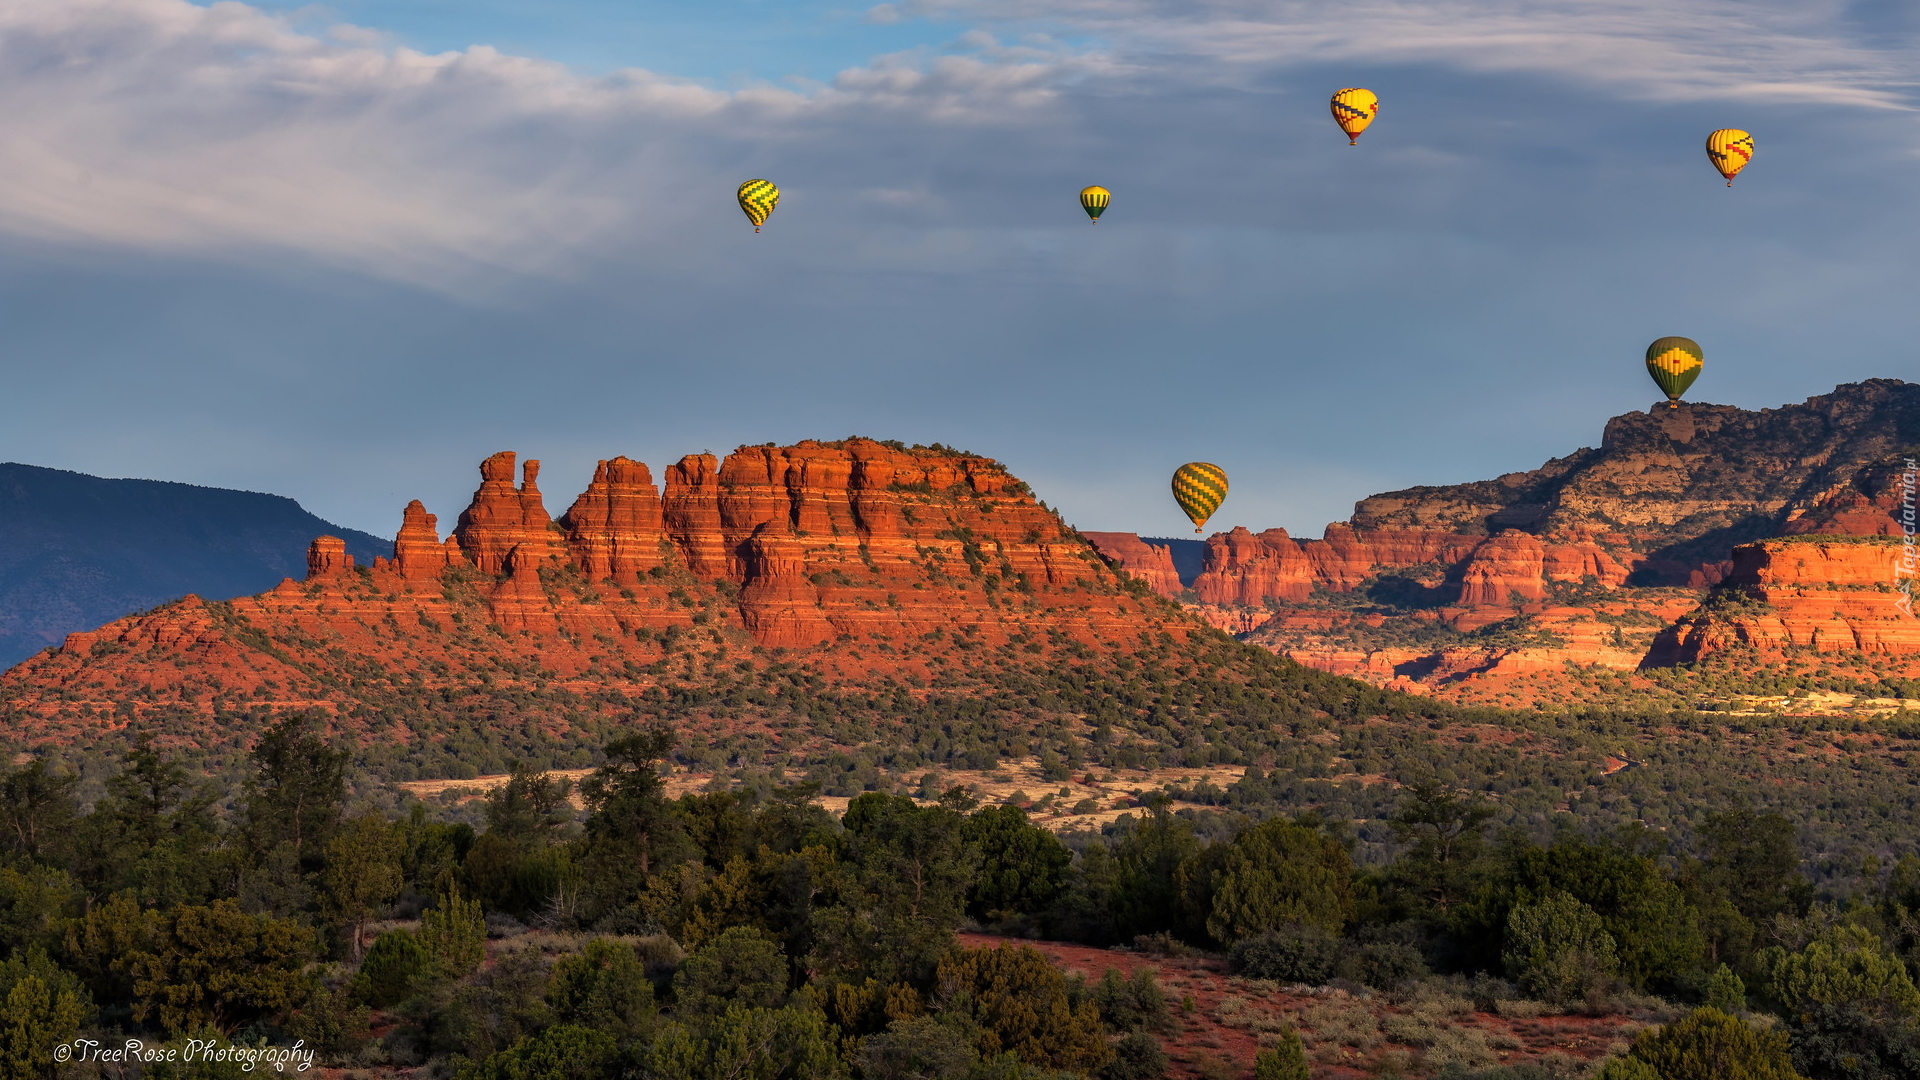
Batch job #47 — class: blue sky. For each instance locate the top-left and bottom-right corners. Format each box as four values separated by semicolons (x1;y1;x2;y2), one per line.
0;0;1915;541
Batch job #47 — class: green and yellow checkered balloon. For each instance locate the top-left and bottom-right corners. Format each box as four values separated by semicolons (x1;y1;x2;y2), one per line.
1172;462;1229;534
737;179;780;232
1645;336;1703;407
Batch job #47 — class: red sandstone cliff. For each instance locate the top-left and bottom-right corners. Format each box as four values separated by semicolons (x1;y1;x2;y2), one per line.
3;440;1207;740
1647;539;1920;664
1082;533;1184;598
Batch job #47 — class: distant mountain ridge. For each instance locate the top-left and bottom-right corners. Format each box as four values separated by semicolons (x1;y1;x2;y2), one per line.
0;463;389;667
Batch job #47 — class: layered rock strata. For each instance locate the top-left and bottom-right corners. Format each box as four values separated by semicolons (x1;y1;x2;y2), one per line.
3;440;1201;738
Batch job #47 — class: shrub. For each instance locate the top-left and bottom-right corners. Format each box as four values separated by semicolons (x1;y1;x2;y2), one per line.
1503;891;1618;1006
1622;1007;1802;1080
1230;924;1341;985
1761;923;1920;1016
546;938;656;1043
1101;1031;1168;1080
672;926;787;1017
355;928;430;1008
936;944;1113;1074
1253;1028;1308;1080
1088;968;1169;1033
456;1024;621;1080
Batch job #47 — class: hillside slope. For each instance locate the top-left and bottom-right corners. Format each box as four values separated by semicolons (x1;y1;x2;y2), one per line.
1087;381;1920;706
0;463;389;667
0;440;1450;776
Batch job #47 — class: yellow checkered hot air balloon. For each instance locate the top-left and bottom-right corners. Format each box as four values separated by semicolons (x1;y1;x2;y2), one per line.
1079;185;1110;223
1705;130;1753;186
1645;337;1704;407
1331;88;1378;145
737;179;780;232
1171;462;1228;534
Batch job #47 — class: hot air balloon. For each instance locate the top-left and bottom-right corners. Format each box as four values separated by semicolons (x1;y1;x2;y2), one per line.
1079;185;1110;223
738;179;780;232
1705;130;1753;186
1171;462;1228;534
1331;88;1378;145
1645;337;1703;407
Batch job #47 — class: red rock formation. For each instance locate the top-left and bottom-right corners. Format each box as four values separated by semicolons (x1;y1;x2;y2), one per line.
452;452;568;576
1082;533;1183;598
394;501;455;580
559;457;666;583
307;536;351;578
1649;539;1920;664
1455;532;1548;607
3;440;1205;742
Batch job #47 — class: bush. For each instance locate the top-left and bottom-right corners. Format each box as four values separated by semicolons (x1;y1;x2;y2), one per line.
546;938;656;1043
1253;1028;1308;1080
1623;1007;1802;1080
456;1024;621;1080
1230;924;1341;985
1343;938;1430;990
1088;968;1169;1033
1503;892;1618;1006
355;928;430;1008
936;944;1113;1074
1779;1000;1920;1080
672;926;787;1017
1761;924;1920;1017
1099;1031;1168;1080
857;1016;978;1080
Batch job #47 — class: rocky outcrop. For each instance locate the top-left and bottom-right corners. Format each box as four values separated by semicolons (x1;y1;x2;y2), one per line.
1;440;1203;740
1082;533;1183;597
1647;539;1920;663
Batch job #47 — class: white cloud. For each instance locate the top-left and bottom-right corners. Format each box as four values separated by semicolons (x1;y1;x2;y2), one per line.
895;0;1920;108
0;0;1911;295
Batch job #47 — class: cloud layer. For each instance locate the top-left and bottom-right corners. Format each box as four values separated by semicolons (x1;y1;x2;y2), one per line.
0;0;1916;540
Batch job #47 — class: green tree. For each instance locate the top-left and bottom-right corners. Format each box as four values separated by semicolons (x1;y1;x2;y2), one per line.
1103;1032;1167;1080
811;794;974;987
0;867;79;957
457;1025;621;1080
0;760;77;867
1621;1007;1803;1080
962;806;1071;922
244;713;350;872
645;1002;844;1080
547;938;656;1042
0;949;90;1080
322;812;404;960
1503;837;1706;991
1686;809;1810;970
1253;1028;1308;1080
354;928;430;1008
1761;923;1920;1017
71;742;220;908
1383;779;1495;918
674;926;788;1017
126;899;318;1035
60;890;159;1007
1200;818;1354;944
934;944;1113;1074
856;1015;977;1080
1503;891;1618;1006
1705;964;1747;1014
1107;802;1200;941
419;885;487;983
577;726;693;922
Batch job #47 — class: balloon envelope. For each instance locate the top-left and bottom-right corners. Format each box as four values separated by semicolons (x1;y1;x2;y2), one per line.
1331;89;1379;144
1171;462;1229;533
1079;185;1110;222
1645;337;1704;403
738;179;780;229
1705;130;1753;185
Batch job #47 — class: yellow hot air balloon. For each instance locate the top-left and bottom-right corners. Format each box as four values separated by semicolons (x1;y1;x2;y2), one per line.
1171;462;1228;534
1331;88;1378;145
1705;130;1753;186
1079;185;1110;223
738;179;780;232
1645;336;1703;407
